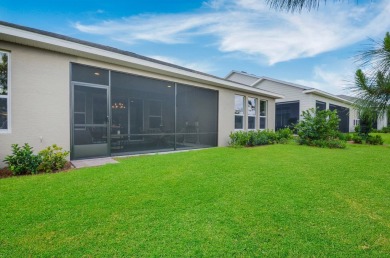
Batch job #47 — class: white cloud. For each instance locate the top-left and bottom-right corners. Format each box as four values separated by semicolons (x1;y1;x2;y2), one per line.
74;0;390;65
147;55;216;73
291;60;358;95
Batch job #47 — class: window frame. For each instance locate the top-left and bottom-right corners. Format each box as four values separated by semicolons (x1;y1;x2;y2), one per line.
234;95;245;130
316;100;326;111
0;51;11;134
259;100;267;130
247;97;257;130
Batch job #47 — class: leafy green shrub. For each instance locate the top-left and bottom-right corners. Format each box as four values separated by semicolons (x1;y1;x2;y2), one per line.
229;130;281;147
276;128;293;142
277;137;289;144
352;134;363;144
355;109;377;137
338;133;352;141
311;139;347;149
262;130;278;144
254;131;273;145
366;135;384;145
381;126;390;133
38;144;70;173
354;125;360;134
3;143;42;175
229;131;249;147
295;108;345;148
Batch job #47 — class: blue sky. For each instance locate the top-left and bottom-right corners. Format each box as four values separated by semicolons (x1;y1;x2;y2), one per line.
1;0;390;94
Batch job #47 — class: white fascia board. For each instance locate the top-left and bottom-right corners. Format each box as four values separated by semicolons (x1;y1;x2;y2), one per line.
0;24;283;99
303;89;353;104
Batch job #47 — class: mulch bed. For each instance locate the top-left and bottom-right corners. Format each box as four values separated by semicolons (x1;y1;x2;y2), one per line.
0;167;13;179
0;162;74;179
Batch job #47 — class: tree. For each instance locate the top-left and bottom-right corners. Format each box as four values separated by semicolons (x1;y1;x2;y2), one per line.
352;32;390;121
0;53;8;95
266;0;341;12
295;108;343;148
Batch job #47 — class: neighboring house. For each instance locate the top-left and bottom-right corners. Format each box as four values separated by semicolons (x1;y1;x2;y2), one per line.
0;21;283;165
226;71;388;133
336;94;389;130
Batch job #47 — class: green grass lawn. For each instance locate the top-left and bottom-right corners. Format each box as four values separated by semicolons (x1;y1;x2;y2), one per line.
1;143;390;256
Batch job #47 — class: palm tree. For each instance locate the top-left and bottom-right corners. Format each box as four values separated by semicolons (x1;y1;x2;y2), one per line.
266;0;341;12
352;32;390;122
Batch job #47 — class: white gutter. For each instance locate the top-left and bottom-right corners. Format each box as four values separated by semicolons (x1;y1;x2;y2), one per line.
0;23;283;99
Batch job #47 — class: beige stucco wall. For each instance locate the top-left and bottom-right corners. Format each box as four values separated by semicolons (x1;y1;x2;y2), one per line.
217;90;275;146
0;41;71;167
0;41;276;166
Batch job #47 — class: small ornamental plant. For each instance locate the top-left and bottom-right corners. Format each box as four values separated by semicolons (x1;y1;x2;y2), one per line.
38;144;70;173
3;143;69;176
295;108;346;149
3;143;42;175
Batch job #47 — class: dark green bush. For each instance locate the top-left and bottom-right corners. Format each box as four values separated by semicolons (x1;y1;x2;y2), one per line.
38;144;70;173
311;139;347;149
229;130;281;147
229;131;249;147
380;126;390;133
352;134;363;144
276;128;293;142
3;143;42;175
366;135;384;145
338;133;352;141
356;109;377;137
295;108;346;148
277;137;289;144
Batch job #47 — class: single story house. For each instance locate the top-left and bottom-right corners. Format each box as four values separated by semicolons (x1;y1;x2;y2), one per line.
226;71;388;133
0;21;283;165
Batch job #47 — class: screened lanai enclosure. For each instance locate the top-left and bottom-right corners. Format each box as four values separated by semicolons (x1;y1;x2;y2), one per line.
71;63;218;160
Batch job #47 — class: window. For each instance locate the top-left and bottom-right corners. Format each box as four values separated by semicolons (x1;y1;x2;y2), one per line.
316;100;326;111
0;51;10;133
235;95;244;129
248;97;256;130
275;101;299;130
259;100;267;130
